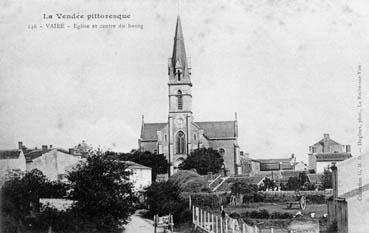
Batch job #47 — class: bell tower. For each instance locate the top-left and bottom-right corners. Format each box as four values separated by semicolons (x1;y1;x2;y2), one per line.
167;16;192;175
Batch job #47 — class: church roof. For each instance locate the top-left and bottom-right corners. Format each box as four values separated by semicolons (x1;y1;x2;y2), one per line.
140;121;236;141
171;16;188;73
141;123;167;140
195;121;236;139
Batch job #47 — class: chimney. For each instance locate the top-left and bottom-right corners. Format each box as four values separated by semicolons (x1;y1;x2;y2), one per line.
18;141;23;150
346;145;351;153
42;145;48;151
331;163;338;199
49;145;53;149
323;133;330;141
69;148;75;155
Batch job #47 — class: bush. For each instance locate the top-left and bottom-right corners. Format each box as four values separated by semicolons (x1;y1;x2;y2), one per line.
186;192;222;209
179;148;224;175
326;219;338;233
169;170;209;193
145;181;191;224
241;210;292;219
306;194;326;204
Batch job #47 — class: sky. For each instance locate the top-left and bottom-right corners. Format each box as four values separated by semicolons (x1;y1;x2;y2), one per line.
1;0;369;162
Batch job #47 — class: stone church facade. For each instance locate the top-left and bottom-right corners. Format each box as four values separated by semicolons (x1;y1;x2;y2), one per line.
138;16;241;176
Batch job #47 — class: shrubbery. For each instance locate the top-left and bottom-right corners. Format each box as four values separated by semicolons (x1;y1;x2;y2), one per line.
1;155;137;233
179;148;224;175
145;181;191;224
169;170;210;193
241;209;293;219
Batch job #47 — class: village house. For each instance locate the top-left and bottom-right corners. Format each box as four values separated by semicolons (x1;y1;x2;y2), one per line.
25;144;84;181
328;154;369;233
124;161;152;192
308;134;351;173
0;149;26;185
242;154;296;176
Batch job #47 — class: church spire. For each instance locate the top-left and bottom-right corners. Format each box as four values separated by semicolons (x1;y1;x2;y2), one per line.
169;16;190;79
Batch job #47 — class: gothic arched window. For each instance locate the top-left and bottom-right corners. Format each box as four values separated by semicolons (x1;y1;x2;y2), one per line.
176;131;186;154
177;90;183;110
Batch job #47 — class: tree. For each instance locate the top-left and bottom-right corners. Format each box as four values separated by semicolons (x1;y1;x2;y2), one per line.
299;172;309;187
169;170;210;192
231;182;258;195
321;169;333;189
1;169;67;232
178;148;224;175
286;176;300;190
261;177;275;191
67;155;136;231
145;181;191;224
105;150;169;181
72;140;95;157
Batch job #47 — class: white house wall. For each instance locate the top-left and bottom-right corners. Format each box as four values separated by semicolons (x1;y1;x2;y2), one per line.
337;154;369;233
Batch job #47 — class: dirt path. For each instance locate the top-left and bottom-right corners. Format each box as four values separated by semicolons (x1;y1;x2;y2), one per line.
123;210;155;233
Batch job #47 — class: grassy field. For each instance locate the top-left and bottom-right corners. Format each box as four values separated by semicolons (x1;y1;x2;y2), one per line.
225;202;328;218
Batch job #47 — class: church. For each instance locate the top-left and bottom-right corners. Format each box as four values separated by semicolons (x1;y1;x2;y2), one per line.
138;16;242;176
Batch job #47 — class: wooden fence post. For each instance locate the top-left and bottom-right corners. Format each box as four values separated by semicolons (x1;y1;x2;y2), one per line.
232;219;235;233
200;209;203;228
225;217;228;233
211;214;214;232
192;206;195;224
271;227;274;233
215;215;218;233
208;212;210;230
220;215;223;233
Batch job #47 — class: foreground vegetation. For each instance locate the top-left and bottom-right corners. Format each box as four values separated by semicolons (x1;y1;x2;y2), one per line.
1;155;136;233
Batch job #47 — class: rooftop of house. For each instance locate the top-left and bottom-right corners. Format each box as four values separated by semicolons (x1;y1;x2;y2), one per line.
311;134;348;149
215;175;266;192
314;153;352;162
24;148;78;162
0;150;22;160
307;174;323;184
256;158;294;164
124;161;151;170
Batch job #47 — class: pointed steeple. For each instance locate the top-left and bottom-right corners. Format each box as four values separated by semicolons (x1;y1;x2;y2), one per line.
171;16;189;76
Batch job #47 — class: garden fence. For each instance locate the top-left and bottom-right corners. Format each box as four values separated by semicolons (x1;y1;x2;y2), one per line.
191;205;262;233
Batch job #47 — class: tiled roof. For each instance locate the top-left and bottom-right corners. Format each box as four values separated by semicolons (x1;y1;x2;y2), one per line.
215;175;266;192
25;149;52;162
124;161;151;170
252;170;301;183
0;150;21;160
254;158;294;171
140;121;236;140
315;153;351;162
257;158;293;164
313;138;340;147
195;121;236;139
25;149;76;162
141;123;167;140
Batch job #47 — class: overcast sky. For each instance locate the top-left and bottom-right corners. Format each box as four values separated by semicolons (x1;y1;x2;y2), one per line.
1;0;369;162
